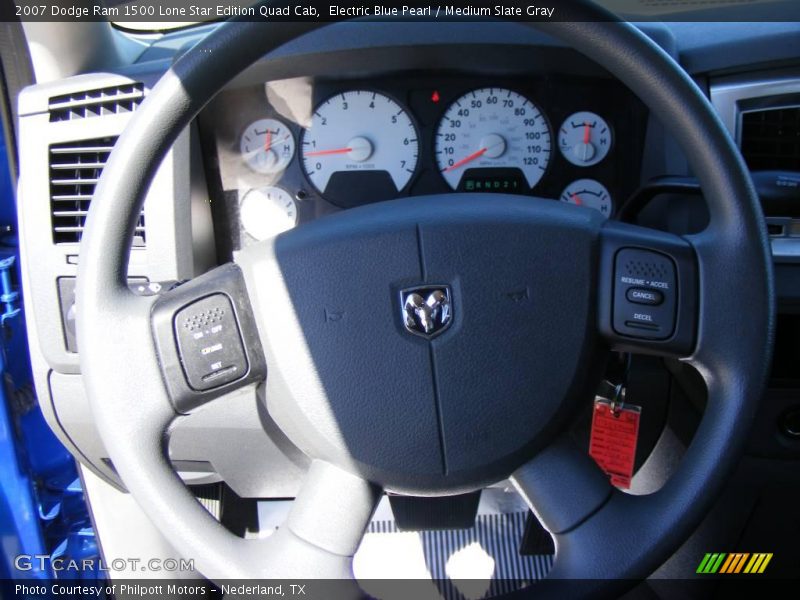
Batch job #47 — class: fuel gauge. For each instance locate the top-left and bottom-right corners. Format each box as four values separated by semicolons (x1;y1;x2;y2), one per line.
560;179;613;218
558;111;611;167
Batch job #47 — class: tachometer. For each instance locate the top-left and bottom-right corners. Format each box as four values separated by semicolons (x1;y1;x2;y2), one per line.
435;88;551;191
300;91;418;203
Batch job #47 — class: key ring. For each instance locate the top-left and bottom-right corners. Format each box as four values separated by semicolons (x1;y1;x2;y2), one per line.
610;383;626;417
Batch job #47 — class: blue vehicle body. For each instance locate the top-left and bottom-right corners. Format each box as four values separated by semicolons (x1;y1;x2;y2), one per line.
0;119;100;587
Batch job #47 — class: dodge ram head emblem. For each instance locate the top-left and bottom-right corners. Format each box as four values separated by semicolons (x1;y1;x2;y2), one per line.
401;286;452;338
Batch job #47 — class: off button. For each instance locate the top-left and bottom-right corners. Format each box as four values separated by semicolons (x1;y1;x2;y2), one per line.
626;287;663;306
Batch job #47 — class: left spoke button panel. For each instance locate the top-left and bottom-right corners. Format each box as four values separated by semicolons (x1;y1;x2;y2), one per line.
175;294;248;391
151;263;267;413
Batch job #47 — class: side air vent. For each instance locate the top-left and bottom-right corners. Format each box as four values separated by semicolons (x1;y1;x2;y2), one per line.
49;137;146;245
741;106;800;171
48;83;144;122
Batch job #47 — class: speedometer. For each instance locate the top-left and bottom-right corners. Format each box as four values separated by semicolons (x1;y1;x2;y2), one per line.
301;90;418;205
435;88;551;191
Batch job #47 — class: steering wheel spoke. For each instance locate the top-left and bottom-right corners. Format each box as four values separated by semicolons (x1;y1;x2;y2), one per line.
232;460;382;580
150;263;267;413
282;460;382;559
597;220;698;358
511;436;612;536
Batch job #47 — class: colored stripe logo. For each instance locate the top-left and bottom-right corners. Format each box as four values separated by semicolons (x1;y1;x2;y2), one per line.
697;553;773;574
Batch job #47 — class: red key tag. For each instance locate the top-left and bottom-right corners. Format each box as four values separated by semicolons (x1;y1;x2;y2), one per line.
589;398;641;489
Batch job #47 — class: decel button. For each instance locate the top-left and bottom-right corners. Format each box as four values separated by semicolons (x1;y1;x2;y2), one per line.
626;287;663;306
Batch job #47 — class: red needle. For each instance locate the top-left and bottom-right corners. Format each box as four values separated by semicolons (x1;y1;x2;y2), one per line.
571;193;583;206
443;147;488;173
583;122;591;145
264;129;272;152
305;147;353;157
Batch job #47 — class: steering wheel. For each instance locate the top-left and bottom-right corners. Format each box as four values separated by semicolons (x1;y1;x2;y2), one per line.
76;1;773;596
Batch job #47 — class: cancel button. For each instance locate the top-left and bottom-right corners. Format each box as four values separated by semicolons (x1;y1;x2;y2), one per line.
626;287;663;306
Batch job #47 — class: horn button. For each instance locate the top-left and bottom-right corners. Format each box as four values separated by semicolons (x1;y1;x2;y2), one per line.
237;194;605;494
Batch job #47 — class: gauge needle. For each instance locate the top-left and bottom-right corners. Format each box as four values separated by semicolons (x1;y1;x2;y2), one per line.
264;129;272;152
571;192;583;206
583;122;591;144
443;147;488;173
305;147;354;157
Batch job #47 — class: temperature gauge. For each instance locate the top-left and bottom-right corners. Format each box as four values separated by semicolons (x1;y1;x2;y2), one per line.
239;186;298;241
558;111;611;167
240;118;295;174
560;179;613;218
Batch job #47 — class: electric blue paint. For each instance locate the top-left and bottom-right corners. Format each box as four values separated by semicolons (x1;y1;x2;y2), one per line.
0;104;101;585
0;348;49;580
0;123;13;224
0;103;51;583
0;124;31;389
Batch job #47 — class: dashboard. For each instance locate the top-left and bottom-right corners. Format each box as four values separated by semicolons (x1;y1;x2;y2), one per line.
14;18;800;500
200;72;647;255
9;15;800;587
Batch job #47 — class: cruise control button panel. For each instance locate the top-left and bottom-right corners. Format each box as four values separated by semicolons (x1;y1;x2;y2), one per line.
174;294;248;391
613;249;676;340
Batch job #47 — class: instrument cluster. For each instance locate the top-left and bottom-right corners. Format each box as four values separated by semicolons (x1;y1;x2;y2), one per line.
203;74;646;250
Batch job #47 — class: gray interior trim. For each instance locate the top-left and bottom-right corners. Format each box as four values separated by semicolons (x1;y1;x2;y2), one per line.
21;21;147;83
17;72;212;484
710;68;800;264
710;67;800;143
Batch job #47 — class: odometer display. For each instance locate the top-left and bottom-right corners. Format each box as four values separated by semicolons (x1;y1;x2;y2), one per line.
435;88;551;190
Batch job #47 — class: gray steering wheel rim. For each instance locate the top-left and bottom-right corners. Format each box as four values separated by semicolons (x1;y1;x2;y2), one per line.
76;2;774;595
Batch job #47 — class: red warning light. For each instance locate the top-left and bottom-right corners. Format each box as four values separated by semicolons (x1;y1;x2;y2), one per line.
431;90;440;103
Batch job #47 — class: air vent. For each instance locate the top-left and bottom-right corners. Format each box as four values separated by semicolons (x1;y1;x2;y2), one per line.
49;137;145;245
48;83;144;122
741;106;800;171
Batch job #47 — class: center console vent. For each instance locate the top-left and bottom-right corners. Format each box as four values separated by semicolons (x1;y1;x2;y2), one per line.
48;82;144;122
741;106;800;171
49;137;146;245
